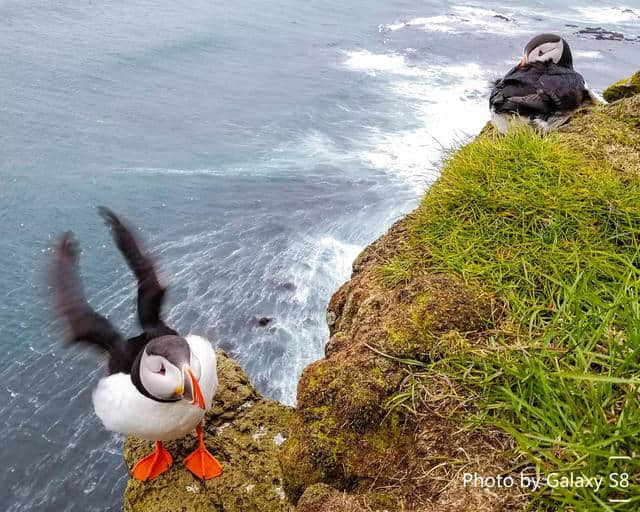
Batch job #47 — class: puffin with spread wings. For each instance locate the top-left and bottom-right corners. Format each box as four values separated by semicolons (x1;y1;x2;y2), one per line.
50;207;222;481
490;33;602;133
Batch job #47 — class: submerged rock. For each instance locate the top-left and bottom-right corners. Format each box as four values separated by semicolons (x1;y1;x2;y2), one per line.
258;316;274;326
124;350;294;512
575;26;626;41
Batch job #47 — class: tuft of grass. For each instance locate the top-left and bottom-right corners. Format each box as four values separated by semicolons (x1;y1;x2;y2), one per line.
381;126;640;510
376;255;413;287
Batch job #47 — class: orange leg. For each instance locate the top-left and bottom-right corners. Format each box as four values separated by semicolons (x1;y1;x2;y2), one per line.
184;425;222;479
131;440;173;481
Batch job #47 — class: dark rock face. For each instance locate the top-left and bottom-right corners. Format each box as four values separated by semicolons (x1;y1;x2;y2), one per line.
575;26;639;42
577;27;625;41
124;350;294;512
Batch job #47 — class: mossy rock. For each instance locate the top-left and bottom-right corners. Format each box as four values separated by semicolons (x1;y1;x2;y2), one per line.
123;350;295;512
602;70;640;102
281;256;506;507
296;483;405;512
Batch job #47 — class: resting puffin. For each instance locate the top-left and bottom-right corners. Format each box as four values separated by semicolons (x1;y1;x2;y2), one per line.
50;207;222;481
490;33;602;133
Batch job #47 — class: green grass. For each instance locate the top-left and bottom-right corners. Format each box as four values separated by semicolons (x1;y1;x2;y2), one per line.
382;127;640;510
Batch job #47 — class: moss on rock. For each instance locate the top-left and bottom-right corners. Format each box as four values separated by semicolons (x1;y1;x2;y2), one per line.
280;218;522;508
558;94;640;180
602;70;640;102
124;350;294;512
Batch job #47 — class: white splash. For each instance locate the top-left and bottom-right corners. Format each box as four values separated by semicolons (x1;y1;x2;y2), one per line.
574;6;639;24
380;5;529;36
122;167;227;177
343;50;430;77
575;50;602;59
292;236;361;304
344;51;489;193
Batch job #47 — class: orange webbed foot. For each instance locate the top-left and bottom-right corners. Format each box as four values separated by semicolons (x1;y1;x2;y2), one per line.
184;425;222;480
132;440;173;481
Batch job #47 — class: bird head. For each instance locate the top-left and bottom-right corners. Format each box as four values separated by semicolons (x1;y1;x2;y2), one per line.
517;33;573;69
139;335;206;408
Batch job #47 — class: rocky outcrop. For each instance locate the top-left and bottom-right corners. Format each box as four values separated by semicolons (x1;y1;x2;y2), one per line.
280;73;640;511
121;72;640;512
279;216;525;511
603;70;640;102
124;350;294;512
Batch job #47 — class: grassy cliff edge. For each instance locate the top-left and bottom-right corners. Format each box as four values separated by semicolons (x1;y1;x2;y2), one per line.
281;75;640;511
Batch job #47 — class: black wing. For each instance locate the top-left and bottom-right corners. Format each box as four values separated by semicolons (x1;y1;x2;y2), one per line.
490;64;585;117
538;67;585;111
98;207;177;338
49;232;135;374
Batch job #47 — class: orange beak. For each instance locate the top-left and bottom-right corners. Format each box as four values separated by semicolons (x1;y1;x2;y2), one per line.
182;365;206;409
516;55;526;68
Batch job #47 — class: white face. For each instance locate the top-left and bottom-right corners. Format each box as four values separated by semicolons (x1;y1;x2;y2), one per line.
526;39;564;65
139;349;202;400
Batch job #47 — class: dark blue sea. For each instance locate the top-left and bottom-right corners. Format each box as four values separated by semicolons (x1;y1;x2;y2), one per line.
1;1;638;509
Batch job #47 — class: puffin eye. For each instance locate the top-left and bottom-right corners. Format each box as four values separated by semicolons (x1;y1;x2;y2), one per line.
157;364;166;375
538;50;543;56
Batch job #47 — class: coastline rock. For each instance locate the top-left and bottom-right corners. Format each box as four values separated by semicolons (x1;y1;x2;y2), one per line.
279;217;522;510
123;350;294;512
575;26;626;41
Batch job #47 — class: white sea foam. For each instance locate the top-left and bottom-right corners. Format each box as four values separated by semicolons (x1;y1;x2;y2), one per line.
344;51;489;193
262;234;361;402
122;167;227;176
278;130;354;166
381;5;529;36
574;6;639;24
575;50;602;59
291;235;361;304
343;50;430;77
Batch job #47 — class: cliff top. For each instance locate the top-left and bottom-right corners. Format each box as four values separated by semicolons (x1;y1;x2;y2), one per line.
283;75;640;511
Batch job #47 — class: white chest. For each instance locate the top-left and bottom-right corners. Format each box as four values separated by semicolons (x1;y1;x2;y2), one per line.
92;335;218;441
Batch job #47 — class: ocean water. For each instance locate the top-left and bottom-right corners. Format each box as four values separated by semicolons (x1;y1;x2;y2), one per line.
0;1;637;510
